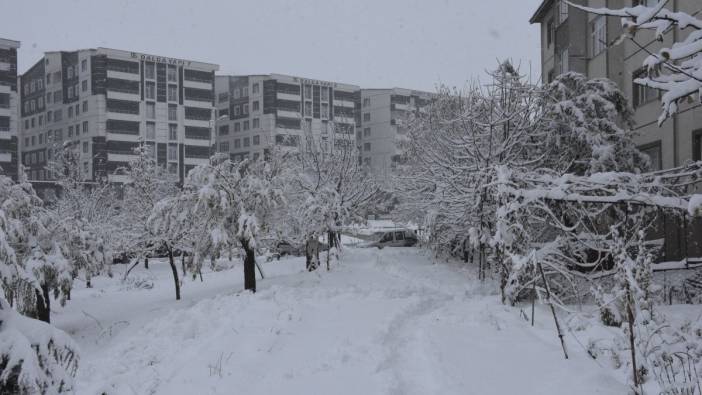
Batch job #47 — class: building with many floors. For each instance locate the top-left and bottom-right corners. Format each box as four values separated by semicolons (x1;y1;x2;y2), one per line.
214;74;360;161
19;47;218;184
358;88;432;178
530;0;702;260
0;38;20;181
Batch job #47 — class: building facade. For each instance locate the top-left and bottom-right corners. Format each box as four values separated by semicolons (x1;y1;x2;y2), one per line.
530;0;702;260
214;74;360;161
19;47;218;184
358;88;432;178
0;38;20;181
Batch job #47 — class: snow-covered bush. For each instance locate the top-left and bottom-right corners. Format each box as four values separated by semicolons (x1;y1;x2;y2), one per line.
0;296;79;394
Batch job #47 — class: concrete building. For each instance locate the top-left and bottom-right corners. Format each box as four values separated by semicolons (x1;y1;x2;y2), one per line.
214;74;359;161
358;88;433;178
0;38;20;181
19;47;218;184
530;0;702;260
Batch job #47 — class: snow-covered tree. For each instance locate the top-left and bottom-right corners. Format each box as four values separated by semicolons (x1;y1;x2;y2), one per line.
0;296;79;394
568;0;702;125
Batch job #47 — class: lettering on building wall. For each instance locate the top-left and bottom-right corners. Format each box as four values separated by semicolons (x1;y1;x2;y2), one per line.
130;52;192;67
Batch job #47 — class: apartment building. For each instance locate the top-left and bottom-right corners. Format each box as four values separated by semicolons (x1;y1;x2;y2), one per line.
214;74;360;161
0;38;20;181
19;47;218;184
530;0;702;260
358;88;433;178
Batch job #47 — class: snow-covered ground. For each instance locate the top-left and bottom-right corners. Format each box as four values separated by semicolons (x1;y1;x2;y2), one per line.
53;247;629;394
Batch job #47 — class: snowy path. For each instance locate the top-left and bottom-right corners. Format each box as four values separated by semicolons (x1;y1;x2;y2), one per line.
54;248;627;394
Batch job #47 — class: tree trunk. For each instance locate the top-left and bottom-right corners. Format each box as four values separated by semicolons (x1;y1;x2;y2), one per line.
242;240;256;292
144;257;149;269
167;247;181;300
35;284;51;323
306;235;319;272
181;253;186;277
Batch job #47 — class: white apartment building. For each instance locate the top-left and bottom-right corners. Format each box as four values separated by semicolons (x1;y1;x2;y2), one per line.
530;0;702;260
358;88;433;178
214;74;360;161
0;38;20;181
19;47;219;184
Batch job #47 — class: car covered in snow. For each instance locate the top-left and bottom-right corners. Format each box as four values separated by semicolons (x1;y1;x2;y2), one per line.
369;230;418;249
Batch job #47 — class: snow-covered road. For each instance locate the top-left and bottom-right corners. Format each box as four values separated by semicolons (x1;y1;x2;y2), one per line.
53;247;627;394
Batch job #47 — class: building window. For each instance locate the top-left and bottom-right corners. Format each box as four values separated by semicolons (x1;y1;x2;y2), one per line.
168;85;178;102
363;113;370;122
252;118;259;129
54;91;61;102
47;111;53;122
321;88;329;101
82;80;88;92
321;103;329;119
234;122;240;132
243;137;250;147
559;48;569;75
83;100;88;112
169;124;178;140
694;130;702;162
68;126;73;137
81;59;88;72
242;87;248;97
591;16;607;57
219;125;230;135
252;101;259;112
145;62;155;79
364;142;371;152
304;85;312;99
234;106;240;116
82;141;89;153
363;97;370;107
632;69;659;108
252;83;259;94
321;121;328;134
253;135;260;145
559;0;568;24
46;92;51;104
167;66;177;82
146;122;155;139
234;139;240;149
243;104;249;115
146;82;156;100
146;102;155;119
233;88;240;99
364;127;371;137
304;102;312;116
638;141;662;171
219;142;229;152
168;144;178;160
168;104;177;121
243;120;249;131
547;19;555;47
83;121;88;133
68;106;74;118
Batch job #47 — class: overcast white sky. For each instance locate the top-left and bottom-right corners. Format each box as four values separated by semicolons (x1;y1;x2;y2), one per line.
5;0;543;91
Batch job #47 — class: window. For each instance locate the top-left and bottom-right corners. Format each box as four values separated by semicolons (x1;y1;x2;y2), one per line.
253;135;260;145
243;137;250;147
234;122;240;132
234;106;240;116
167;66;177;82
38;133;43;144
304;102;312;116
67;86;73;99
67;66;73;79
146;102;155;119
168;144;178;160
82;141;89;153
55;129;62;140
364;127;371;137
24;119;28;130
38;115;43;126
243;120;249;131
234;139;241;149
83;121;88;134
321;88;329;101
68;126;73;137
68;106;74;118
38;97;44;108
363;97;370;107
364;142;371;152
591;16;607;57
83;162;89;175
31;118;35;128
252;83;259;94
321;103;329;119
81;59;87;72
252;118;259;129
54;71;61;82
304;85;312;99
47;111;53;122
83;100;88;112
559;0;568;24
46;73;51;84
547;69;555;83
639;141;662;171
46;93;51;104
253;152;260;160
145;82;156;100
252;101;259;112
219;142;229;152
168;104;177;121
169;124;178;140
75;104;79;116
694;130;702;162
632;69;659;108
54;91;61;102
559;48;569;75
168;85;177;102
168;163;177;174
82;80;88;92
243;104;249;115
363;113;370;122
242;87;248;97
54;109;62;121
233;88;240;99
145;62;155;79
219;125;230;135
321;121;329;134
547;19;555;47
146;122;155;139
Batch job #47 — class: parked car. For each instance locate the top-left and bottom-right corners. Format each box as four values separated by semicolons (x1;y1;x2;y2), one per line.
370;230;418;249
